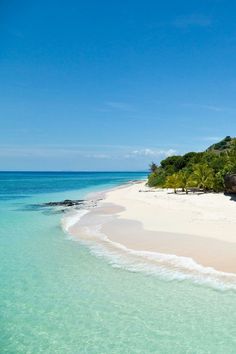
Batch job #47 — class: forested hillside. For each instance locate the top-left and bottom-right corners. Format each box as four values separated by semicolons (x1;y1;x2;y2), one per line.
148;136;236;192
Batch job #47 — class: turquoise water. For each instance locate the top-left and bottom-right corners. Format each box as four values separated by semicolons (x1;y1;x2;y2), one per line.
0;172;236;353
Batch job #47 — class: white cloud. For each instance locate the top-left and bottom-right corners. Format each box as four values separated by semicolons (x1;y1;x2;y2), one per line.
125;148;177;158
0;145;176;163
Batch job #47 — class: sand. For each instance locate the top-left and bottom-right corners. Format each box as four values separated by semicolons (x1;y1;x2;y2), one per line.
70;181;236;273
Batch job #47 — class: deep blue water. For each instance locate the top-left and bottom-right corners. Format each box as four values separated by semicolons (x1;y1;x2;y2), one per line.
0;171;147;196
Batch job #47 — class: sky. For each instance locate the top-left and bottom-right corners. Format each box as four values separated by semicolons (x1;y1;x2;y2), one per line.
1;0;236;171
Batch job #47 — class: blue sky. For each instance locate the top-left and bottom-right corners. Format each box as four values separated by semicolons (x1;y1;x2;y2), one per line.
1;0;236;170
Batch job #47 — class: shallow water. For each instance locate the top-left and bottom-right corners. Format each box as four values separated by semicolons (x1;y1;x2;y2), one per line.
1;172;236;353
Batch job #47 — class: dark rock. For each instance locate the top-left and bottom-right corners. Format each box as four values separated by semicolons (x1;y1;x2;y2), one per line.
224;174;236;194
43;199;84;207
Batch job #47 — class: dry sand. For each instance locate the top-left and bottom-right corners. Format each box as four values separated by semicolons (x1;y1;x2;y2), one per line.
71;181;236;273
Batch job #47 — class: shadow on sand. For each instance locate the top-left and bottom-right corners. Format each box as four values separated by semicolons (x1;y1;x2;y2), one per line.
224;193;236;202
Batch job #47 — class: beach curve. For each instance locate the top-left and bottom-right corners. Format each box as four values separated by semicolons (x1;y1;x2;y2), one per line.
63;181;236;291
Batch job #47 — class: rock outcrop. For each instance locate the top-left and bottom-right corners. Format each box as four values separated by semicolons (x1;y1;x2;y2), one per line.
224;174;236;194
43;199;84;207
40;199;100;211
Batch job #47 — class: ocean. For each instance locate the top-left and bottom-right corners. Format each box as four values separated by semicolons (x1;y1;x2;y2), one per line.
0;171;236;353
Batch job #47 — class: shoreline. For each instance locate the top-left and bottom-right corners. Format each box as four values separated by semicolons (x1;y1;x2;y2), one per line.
65;180;236;288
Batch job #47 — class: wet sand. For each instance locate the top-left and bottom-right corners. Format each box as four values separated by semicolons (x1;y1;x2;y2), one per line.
70;181;236;273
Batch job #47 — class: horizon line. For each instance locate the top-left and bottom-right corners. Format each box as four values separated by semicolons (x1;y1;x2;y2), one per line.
0;170;148;173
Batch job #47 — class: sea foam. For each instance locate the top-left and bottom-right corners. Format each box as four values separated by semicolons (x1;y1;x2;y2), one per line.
62;210;236;292
61;209;89;233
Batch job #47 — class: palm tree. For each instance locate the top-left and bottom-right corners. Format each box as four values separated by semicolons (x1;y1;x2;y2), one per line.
190;164;214;191
178;170;190;194
165;173;180;193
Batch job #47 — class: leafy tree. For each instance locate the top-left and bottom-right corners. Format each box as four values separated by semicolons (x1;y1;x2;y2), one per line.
160;155;184;172
148;169;166;187
181;152;198;168
178;170;191;194
149;162;158;173
147;136;236;192
213;171;225;192
165;173;180;193
189;164;214;191
229;139;236;167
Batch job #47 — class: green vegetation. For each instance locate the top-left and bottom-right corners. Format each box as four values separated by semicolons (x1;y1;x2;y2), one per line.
148;136;236;193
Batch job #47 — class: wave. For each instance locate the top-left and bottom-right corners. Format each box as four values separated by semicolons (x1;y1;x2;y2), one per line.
62;210;236;292
61;209;89;233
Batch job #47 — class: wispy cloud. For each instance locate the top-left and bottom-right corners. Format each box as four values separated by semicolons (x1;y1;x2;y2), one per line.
125;148;177;159
172;14;212;28
0;145;176;161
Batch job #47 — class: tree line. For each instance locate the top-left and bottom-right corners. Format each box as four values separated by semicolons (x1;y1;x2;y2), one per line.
148;136;236;193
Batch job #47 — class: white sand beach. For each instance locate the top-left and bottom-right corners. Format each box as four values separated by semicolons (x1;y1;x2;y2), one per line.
70;181;236;274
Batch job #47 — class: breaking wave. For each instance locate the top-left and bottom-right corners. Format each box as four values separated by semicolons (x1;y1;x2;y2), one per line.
62;210;236;292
